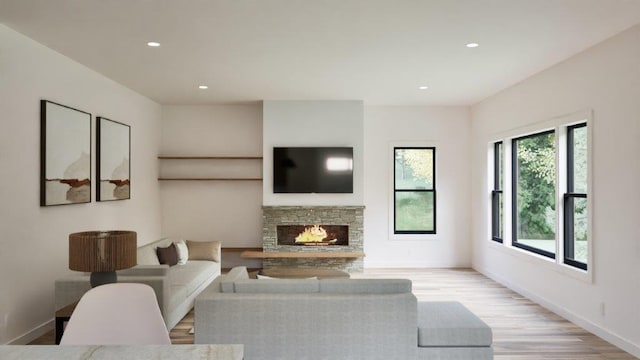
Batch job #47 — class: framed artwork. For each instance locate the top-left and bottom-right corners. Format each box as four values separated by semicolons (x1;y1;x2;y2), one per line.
40;100;92;206
97;117;130;201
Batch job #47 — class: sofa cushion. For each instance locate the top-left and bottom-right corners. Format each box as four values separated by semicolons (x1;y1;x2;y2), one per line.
187;240;221;262
137;245;161;265
157;243;178;266
319;279;412;294
221;266;249;293
417;301;492;347
170;260;219;298
233;279;319;294
137;238;173;265
174;240;189;265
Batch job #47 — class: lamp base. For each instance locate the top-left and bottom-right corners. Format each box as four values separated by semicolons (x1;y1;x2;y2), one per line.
90;271;117;287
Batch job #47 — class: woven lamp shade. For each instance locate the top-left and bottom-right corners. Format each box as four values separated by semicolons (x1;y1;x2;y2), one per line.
69;231;137;272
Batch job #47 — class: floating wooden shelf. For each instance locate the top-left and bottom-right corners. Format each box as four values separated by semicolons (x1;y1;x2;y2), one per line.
241;250;365;259
158;178;262;181
222;247;263;253
158;155;263;181
158;156;263;160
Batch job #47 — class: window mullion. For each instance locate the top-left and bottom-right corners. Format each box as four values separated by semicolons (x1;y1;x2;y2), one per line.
556;126;567;262
503;140;513;246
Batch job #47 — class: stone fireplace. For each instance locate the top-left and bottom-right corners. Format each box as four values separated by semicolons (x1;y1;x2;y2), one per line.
262;206;364;272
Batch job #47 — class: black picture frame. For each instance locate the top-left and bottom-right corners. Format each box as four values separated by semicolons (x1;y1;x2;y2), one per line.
40;100;92;206
97;117;131;201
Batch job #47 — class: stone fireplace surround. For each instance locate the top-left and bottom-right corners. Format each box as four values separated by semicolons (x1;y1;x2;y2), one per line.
262;206;364;272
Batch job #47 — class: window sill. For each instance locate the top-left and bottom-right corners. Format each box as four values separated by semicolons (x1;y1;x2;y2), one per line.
390;233;439;241
488;239;592;283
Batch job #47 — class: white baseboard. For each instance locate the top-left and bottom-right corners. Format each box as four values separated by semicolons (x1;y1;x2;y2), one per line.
364;261;471;268
474;265;640;358
7;319;53;345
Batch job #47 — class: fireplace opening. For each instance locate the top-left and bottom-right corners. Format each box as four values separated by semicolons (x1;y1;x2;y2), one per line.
277;225;349;246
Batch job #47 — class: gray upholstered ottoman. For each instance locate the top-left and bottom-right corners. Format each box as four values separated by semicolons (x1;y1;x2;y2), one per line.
416;301;493;359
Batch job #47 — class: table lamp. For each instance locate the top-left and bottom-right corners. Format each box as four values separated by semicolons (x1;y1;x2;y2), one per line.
69;231;137;287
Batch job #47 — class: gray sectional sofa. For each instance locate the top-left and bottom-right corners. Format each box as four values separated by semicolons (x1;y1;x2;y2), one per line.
195;267;493;360
55;238;221;330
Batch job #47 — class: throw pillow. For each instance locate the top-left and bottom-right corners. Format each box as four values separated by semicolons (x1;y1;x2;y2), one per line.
156;243;178;266
174;240;189;265
186;240;221;262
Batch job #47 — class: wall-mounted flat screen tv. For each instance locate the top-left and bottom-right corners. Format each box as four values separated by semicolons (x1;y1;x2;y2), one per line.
273;147;353;193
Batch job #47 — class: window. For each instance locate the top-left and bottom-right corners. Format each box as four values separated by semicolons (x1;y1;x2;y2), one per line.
564;123;588;270
491;142;504;242
490;113;590;273
511;130;556;258
394;147;436;234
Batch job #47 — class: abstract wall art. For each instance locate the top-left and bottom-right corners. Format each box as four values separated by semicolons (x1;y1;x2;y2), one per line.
40;100;92;206
97;117;130;201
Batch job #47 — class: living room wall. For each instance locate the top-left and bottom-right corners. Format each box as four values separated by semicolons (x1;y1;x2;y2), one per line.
159;105;263;269
470;24;640;356
363;106;472;267
262;100;365;207
0;25;162;344
161;101;475;270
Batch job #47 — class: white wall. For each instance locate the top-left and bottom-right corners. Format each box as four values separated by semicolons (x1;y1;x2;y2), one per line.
0;25;162;344
262;100;364;206
470;24;640;356
363;106;471;267
160;105;263;269
262;101;472;268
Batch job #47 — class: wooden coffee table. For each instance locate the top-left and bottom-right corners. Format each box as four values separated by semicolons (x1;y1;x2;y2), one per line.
260;267;350;279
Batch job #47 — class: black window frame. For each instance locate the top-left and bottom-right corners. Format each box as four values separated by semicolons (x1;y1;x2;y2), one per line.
491;141;504;243
393;147;436;235
511;130;556;259
564;123;588;270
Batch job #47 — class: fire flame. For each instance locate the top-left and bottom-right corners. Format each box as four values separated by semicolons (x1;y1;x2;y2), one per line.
295;225;328;243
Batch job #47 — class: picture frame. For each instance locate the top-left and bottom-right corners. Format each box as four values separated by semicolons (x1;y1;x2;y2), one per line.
97;117;131;201
40;100;92;206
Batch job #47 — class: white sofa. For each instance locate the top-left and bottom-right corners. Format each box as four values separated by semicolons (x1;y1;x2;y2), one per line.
55;238;221;330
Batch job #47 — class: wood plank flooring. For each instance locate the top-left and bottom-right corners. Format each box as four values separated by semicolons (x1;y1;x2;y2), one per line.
30;268;636;359
353;269;636;360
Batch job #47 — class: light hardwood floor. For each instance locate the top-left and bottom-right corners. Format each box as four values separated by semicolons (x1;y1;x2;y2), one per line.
32;268;636;359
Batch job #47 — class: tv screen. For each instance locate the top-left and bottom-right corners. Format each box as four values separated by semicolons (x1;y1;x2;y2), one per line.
273;147;353;193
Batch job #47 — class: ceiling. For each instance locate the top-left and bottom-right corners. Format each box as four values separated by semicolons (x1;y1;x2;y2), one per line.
1;0;640;106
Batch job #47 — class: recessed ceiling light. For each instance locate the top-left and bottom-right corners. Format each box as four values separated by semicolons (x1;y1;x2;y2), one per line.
418;86;429;90
198;85;208;90
466;43;479;48
147;42;161;47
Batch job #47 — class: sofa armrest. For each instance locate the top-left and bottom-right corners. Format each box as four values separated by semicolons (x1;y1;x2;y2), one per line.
54;275;91;310
220;266;249;292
